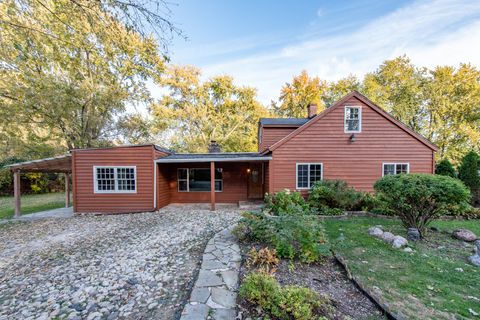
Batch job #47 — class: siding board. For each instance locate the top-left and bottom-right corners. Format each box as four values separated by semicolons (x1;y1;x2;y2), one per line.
73;146;157;213
271;97;435;193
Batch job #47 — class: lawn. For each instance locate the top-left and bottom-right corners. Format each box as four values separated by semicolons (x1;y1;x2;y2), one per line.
0;192;70;219
324;216;480;319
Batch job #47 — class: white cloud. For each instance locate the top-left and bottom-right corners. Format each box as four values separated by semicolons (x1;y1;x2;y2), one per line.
197;0;480;104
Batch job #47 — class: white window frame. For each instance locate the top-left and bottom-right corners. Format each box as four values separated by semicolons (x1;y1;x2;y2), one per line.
344;106;362;133
93;166;137;194
177;168;223;192
382;163;410;177
296;163;323;190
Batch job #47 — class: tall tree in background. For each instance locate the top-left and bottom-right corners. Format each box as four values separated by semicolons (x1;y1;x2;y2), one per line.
273;70;328;117
323;74;361;106
424;64;480;160
363;56;427;133
0;0;180;153
152;65;270;152
458;150;480;205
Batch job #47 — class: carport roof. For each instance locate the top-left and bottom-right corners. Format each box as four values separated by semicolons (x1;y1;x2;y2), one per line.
155;152;272;163
5;154;72;173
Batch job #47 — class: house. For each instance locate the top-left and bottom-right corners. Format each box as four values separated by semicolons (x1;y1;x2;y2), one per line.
8;92;438;214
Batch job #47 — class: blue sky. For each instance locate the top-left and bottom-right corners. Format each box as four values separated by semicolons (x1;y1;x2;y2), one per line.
150;0;480;104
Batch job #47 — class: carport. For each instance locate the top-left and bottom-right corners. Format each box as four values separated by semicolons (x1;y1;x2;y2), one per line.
6;155;72;217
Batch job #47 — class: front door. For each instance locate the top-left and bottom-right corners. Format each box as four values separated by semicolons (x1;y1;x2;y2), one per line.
247;163;263;199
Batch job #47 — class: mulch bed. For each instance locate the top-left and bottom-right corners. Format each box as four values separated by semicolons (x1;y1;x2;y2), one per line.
237;243;385;320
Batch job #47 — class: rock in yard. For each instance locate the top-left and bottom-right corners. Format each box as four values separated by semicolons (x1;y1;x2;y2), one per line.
468;240;480;267
392;236;408;248
407;228;421;242
403;247;413;253
380;232;395;244
452;229;477;242
368;227;383;237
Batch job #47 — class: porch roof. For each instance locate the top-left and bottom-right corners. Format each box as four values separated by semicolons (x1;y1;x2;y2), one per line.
155;152;272;163
6;154;72;173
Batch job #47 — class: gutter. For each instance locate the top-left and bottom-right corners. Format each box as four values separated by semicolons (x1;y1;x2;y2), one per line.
154;156;272;164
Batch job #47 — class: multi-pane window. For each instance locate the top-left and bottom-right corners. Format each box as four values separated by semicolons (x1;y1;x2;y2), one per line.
383;163;409;176
95;167;115;191
297;163;323;189
94;166;136;193
345;106;361;132
178;168;222;192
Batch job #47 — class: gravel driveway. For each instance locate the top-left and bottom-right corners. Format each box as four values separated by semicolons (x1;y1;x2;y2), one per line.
0;205;240;320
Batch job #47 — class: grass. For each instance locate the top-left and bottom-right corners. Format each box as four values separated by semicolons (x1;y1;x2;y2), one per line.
324;217;480;320
0;192;70;219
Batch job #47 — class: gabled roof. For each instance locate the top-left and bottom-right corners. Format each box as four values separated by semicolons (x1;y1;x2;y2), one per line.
155;152;271;163
263;91;439;154
259;118;310;126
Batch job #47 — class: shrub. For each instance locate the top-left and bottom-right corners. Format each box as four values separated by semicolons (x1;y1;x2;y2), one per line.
308;180;369;213
246;247;279;274
374;174;471;236
239;272;332;320
458;150;480;206
237;211;329;262
265;189;311;215
435;158;456;177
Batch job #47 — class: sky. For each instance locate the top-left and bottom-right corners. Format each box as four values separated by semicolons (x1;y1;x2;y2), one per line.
149;0;480;105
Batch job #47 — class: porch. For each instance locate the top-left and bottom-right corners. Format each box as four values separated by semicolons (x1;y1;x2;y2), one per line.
6;155;72;218
154;153;272;211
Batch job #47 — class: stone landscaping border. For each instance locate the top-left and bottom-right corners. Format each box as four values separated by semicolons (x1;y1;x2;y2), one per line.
180;226;241;320
333;252;401;320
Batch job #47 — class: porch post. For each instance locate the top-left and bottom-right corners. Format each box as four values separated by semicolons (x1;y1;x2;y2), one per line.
13;170;21;217
210;161;215;211
65;173;70;208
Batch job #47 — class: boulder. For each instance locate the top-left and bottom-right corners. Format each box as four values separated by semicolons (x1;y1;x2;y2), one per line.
403;247;413;253
469;240;480;267
452;229;477;242
407;228;421;242
392;236;408;248
368;227;384;237
381;232;395;244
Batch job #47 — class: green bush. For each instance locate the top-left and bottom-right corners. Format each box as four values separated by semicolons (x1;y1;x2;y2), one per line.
265;189;311;215
236;211;329;262
458;150;480;206
374;174;471;236
239;272;331;320
308;180;371;213
435;158;456;177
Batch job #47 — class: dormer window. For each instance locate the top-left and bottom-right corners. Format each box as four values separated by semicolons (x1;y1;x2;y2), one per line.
345;106;361;133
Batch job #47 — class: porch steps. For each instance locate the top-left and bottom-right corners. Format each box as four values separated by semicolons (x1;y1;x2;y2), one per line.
238;201;264;211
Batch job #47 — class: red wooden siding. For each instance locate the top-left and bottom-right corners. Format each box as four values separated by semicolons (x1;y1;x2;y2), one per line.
259;126;298;152
270;96;435;193
264;161;270;194
72;145;157;213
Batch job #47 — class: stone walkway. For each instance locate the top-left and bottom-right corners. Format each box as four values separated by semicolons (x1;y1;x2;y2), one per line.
180;226;241;320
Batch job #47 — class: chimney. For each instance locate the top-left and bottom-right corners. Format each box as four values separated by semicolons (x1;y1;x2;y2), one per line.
307;103;317;118
208;140;221;153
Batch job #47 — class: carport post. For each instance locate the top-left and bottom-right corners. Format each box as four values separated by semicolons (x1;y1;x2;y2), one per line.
210;161;215;211
65;173;70;208
13;170;21;217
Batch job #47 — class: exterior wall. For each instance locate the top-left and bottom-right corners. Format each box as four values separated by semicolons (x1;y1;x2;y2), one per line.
270;96;435;193
264;161;270;194
259;126;298;152
158;162;250;204
72;145;157;213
